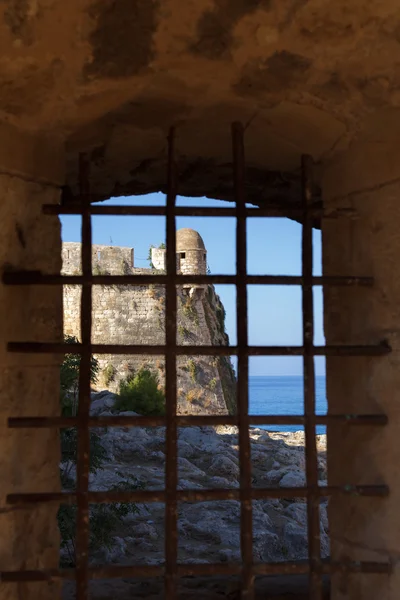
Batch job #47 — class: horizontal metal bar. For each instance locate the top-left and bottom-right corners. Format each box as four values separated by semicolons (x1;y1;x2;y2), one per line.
252;560;391;576
42;204;357;219
6;484;388;507
6;341;391;356
7;414;388;429
0;559;390;583
1;271;374;287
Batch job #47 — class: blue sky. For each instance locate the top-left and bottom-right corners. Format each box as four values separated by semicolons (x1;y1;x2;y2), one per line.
60;193;325;376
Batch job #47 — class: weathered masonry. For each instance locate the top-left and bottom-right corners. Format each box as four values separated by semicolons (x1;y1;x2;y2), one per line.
1;2;399;600
62;231;235;414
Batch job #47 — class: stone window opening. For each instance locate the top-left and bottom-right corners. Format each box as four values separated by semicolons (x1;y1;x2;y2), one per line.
179;252;186;259
1;123;392;600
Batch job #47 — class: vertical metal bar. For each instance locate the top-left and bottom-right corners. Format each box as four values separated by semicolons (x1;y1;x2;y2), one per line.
75;154;92;599
232;122;254;599
301;154;322;600
165;127;178;598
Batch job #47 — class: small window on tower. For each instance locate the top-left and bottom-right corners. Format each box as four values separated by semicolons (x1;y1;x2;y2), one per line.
97;251;101;260
204;253;206;261
180;252;186;259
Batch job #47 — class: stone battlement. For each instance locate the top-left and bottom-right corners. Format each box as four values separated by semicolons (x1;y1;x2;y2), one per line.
62;242;138;275
62;227;208;277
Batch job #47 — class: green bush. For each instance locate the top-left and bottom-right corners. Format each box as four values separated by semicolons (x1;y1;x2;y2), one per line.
115;368;165;416
103;363;116;386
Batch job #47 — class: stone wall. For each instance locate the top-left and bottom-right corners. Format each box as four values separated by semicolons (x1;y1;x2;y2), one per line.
62;244;236;415
178;249;207;276
0;124;64;600
151;247;166;270
63;242;134;275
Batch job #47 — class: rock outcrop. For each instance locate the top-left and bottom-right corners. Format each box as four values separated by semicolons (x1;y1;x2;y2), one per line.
63;391;328;599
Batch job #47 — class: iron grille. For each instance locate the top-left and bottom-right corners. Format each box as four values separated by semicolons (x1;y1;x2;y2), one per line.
1;122;391;599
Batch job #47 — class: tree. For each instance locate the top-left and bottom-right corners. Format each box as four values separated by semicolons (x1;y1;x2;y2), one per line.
58;336;143;566
60;334;100;416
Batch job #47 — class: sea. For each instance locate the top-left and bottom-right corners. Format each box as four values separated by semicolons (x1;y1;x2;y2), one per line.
249;376;327;435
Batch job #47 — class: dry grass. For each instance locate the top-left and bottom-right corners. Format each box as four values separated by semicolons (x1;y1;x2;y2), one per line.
186;389;204;404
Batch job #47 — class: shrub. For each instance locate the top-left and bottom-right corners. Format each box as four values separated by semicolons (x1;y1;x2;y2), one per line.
178;324;190;340
60;334;99;415
60;427;107;479
186;389;204;404
183;298;199;326
58;335;141;566
59;471;144;566
115;368;165;416
103;364;116;386
209;377;217;390
187;359;197;382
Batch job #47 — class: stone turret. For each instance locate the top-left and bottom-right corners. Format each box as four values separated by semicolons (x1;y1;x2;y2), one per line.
176;228;207;298
176;228;207;274
150;228;207;297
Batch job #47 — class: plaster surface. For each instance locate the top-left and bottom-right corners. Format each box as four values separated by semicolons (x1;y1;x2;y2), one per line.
1;2;400;212
322;142;400;600
0;133;63;600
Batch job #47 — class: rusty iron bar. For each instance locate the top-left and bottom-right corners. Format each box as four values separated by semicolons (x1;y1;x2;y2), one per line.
165;126;178;599
7;413;388;429
6;341;391;356
232;121;254;600
301;154;322;600
1;271;375;287
42;203;357;220
0;559;390;583
6;485;389;507
75;153;91;599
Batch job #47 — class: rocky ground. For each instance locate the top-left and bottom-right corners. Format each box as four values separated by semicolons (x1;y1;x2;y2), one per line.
63;390;329;599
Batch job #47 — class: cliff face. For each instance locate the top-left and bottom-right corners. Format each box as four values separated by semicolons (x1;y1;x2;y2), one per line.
62;242;236;415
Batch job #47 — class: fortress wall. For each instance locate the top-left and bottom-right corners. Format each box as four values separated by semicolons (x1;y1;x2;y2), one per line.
62;244;235;414
62;242;134;275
